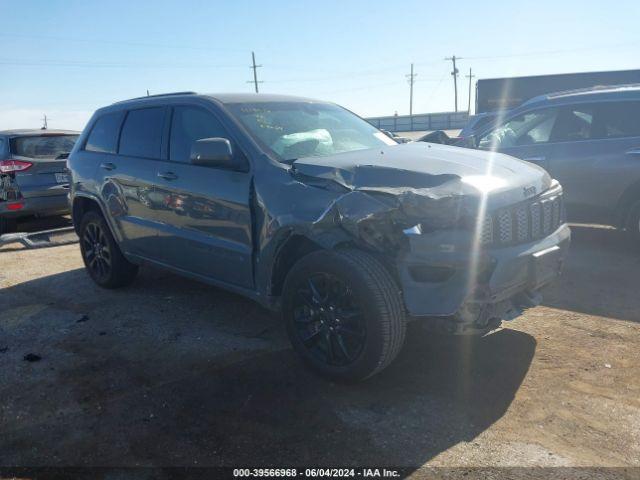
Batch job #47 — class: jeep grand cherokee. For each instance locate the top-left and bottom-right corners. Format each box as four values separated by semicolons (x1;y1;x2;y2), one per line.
67;92;570;381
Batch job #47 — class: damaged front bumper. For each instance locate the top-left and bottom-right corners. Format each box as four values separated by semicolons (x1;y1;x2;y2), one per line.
397;222;571;335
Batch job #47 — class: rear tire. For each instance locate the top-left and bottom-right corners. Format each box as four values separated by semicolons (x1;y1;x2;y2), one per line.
79;211;138;288
0;216;17;235
282;248;406;382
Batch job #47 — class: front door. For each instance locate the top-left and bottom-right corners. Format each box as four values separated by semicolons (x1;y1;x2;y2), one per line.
151;105;254;289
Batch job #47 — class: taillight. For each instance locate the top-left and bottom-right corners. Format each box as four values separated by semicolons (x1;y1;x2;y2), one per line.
7;201;24;211
0;159;33;173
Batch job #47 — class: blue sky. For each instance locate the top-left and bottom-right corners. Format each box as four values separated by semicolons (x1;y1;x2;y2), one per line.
0;0;638;130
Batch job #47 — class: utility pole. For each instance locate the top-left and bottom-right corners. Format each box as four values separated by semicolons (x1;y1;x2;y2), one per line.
146;89;150;96
405;63;417;116
41;114;48;130
465;68;475;114
247;51;263;93
445;55;461;112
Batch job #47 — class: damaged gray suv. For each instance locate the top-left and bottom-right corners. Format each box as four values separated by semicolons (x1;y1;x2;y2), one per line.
68;92;570;381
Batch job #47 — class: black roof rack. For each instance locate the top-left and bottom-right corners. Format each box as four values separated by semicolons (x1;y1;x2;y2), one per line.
113;91;197;104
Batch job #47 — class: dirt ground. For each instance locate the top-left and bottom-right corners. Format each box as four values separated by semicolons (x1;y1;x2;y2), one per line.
1;218;639;477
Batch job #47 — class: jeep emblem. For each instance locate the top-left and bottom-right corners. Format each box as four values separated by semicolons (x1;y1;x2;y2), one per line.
523;185;537;197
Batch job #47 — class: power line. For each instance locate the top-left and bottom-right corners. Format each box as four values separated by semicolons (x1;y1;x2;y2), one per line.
0;32;246;52
265;64;429;84
463;41;640;60
314;80;404;96
0;57;245;69
247;51;263;93
423;71;448;108
444;55;461;112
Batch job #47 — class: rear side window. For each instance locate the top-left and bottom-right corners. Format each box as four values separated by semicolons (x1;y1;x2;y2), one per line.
119;107;165;159
11;135;79;159
597;101;640;139
86;112;123;154
169;106;230;163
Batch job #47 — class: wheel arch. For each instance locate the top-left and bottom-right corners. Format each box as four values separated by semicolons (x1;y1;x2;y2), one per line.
71;194;117;238
269;234;324;297
267;231;399;298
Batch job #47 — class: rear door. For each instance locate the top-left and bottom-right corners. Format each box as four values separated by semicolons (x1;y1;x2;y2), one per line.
151;104;254;288
88;107;168;258
9;134;78;198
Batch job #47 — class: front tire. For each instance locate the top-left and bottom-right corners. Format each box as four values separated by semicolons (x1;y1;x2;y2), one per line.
282;248;406;382
79;210;138;288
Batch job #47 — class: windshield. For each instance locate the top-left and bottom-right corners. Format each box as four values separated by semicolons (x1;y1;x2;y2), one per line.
227;102;396;163
10;135;79;159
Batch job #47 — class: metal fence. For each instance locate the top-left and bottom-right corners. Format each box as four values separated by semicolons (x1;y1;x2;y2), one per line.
366;111;469;132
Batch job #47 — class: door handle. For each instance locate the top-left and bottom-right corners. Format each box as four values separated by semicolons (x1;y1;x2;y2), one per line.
626;148;640;156
100;162;116;171
522;156;546;163
157;171;178;181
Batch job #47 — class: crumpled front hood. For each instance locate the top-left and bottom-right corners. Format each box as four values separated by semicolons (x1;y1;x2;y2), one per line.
291;142;552;209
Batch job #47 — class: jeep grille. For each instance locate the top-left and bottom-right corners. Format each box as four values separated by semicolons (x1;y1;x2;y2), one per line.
480;187;564;246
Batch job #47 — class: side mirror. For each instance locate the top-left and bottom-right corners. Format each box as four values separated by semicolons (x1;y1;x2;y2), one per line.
190;138;234;168
456;134;478;149
381;129;395;139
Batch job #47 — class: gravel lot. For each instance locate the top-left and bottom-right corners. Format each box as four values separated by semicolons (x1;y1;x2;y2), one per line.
1;218;639;477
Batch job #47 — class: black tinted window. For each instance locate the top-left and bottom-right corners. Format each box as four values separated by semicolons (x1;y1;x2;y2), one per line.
597;101;640;139
86;112;123;153
552;106;595;142
169;106;229;163
119;107;165;159
11;135;78;158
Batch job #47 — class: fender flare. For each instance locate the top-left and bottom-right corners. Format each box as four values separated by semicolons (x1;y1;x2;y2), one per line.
72;192;123;243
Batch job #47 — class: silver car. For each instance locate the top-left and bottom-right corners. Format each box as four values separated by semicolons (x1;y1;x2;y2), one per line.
470;85;640;237
0;129;79;233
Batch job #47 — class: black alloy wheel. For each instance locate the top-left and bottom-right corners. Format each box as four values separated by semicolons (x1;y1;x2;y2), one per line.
78;210;138;288
82;221;112;282
283;248;406;382
292;272;366;367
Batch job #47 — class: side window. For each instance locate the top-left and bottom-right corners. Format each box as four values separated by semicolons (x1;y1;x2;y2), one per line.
85;112;123;154
119;107;165;159
595;101;640;139
551;106;595;142
169;106;230;163
478;109;558;149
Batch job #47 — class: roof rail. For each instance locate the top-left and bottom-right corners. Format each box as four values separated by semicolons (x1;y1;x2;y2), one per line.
113;91;197;104
521;83;640;107
546;83;640;98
